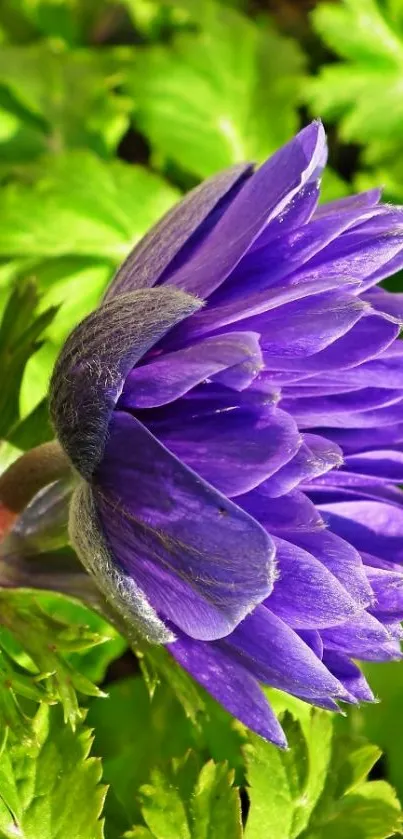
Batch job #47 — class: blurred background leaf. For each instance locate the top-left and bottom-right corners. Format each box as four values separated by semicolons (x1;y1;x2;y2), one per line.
0;43;130;166
126;4;306;179
305;0;403;175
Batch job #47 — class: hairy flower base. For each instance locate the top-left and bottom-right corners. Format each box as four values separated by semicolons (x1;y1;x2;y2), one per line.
51;121;403;746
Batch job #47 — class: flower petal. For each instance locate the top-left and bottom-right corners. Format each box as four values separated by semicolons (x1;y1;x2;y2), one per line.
320;611;400;661
313;189;381;219
290;528;372;609
261;433;343;497
221;605;347;702
105;162;252;299
50;287;201;479
366;565;403;618
261;314;399;372
119;332;263;409
318;423;403;455
69;481;174;644
319;500;403;564
285;387;403;427
238;487;325;534
180;277;362;341
343;450;403;483
149;401;301;497
321;651;374;702
267;536;361;629
364;286;403;320
168;633;286;745
95;411;275;641
292;222;403;290
162;122;326;298
214;206;377;300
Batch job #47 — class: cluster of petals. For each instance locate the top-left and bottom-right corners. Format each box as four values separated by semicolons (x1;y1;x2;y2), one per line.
51;121;403;746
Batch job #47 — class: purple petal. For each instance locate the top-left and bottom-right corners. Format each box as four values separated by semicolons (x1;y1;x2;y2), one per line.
317;343;403;390
95;411;275;640
321;651;374;702
238;487;325;534
297;629;324;659
320;500;403;564
364;286;403;320
313;189;381;218
179;278;362;342
214;207;377;301
119;332;263;409
261;433;343;498
105;163;252;300
262;314;399;373
50;288;201;479
221;605;347;702
307;482;403;510
246;181;320;246
161;122;327;298
292;223;403;290
318;424;403;455
149;401;301;498
366;565;403;618
168;633;286;745
360;247;403;291
259;292;367;358
70;481;174;644
343;450;403;483
320;612;400;661
285;387;403;428
267;536;362;629
290;528;373;609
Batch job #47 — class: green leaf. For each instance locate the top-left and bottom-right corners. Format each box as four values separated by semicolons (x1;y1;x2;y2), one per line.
0;0;115;46
306;0;403;161
131;757;242;839
127;5;305;178
88;675;196;826
122;0;193;39
301;781;402;839
300;722;402;839
0;155;178;420
139;644;206;725
8;398;54;450
356;661;403;812
137;644;247;781
191;760;243;839
0;277;56;438
0;590;115;732
0;42;129;159
244;698;401;839
0;705;106;839
139;768;191;839
36;592;127;685
0;151;180;260
124;828;156;839
245;704;332;839
0;441;21;473
245;720;298;839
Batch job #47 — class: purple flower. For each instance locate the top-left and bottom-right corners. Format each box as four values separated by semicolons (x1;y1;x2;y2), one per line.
50;121;403;747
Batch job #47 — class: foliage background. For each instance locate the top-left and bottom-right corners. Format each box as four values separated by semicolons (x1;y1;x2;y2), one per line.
1;0;403;837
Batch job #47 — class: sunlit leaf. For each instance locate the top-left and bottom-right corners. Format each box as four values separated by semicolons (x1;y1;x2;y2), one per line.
127;5;305;178
0;705;106;839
